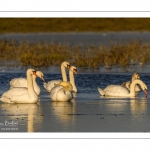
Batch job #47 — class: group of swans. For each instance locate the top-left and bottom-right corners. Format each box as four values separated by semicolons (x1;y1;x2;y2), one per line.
0;61;78;103
98;72;148;97
0;69;42;103
0;62;148;104
44;61;78;102
43;61;70;92
10;71;45;95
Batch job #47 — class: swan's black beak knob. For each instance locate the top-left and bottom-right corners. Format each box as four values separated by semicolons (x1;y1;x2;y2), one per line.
33;71;37;76
73;69;77;75
67;64;71;69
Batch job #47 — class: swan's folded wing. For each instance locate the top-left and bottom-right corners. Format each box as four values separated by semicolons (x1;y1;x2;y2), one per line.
10;78;27;88
43;80;62;92
50;85;64;101
0;87;29;103
121;81;131;90
104;85;129;96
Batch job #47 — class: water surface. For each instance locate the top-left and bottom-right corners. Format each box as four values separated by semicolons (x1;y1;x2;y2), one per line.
0;71;150;132
1;32;150;47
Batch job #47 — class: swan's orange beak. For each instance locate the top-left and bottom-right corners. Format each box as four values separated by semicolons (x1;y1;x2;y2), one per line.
144;89;148;97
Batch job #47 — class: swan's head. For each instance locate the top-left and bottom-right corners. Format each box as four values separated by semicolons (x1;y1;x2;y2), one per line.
27;68;37;76
144;89;148;97
141;82;148;97
70;66;77;75
36;71;45;82
62;61;70;69
132;72;140;81
57;81;73;91
132;79;148;97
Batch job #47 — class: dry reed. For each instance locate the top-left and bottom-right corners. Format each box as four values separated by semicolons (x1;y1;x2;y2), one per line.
0;39;150;69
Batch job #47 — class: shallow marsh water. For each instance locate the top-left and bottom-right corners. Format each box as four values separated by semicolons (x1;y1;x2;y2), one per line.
0;67;150;132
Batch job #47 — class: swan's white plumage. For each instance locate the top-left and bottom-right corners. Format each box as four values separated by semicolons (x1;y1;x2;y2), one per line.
50;81;74;102
98;79;147;97
10;78;27;87
43;80;62;92
0;69;39;103
9;71;45;95
43;61;70;92
98;85;130;97
0;88;34;103
69;66;78;93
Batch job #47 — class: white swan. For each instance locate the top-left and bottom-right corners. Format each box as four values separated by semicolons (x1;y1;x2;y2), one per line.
0;69;39;103
121;72;141;92
50;81;74;102
69;66;78;93
9;71;45;95
98;79;148;97
43;61;70;92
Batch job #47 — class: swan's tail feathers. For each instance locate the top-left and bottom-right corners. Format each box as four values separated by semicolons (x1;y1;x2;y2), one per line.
0;97;12;103
9;78;16;87
98;87;105;96
0;97;5;102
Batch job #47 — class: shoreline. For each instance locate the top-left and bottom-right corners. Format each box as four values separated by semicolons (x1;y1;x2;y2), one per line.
0;64;150;74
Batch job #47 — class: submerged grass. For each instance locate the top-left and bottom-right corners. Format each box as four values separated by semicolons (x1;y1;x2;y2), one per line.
0;39;150;69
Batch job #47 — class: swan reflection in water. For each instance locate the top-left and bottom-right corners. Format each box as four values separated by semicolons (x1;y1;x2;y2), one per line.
99;96;148;121
50;100;76;127
0;103;43;132
99;97;129;113
129;98;148;124
130;98;147;115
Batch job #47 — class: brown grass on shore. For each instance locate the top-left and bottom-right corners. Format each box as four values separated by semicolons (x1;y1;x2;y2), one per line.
0;39;150;69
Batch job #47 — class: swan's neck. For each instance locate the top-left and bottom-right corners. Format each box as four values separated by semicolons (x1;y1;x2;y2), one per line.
27;72;37;98
130;79;143;96
61;65;67;81
69;70;77;92
32;75;38;89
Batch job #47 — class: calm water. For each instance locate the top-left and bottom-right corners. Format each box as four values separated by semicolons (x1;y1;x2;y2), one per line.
0;71;150;132
1;32;150;47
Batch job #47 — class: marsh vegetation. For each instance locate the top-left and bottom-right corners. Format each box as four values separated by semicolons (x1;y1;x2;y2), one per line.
0;39;150;70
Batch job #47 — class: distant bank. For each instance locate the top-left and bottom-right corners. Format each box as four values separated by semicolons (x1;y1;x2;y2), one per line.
0;18;150;33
